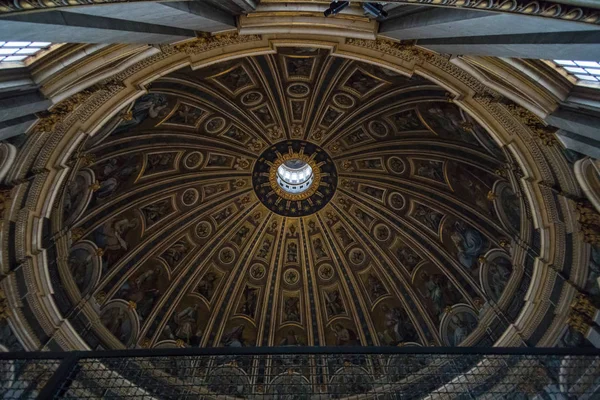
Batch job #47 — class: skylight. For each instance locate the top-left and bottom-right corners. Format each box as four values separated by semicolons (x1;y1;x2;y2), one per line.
0;41;52;65
554;60;600;83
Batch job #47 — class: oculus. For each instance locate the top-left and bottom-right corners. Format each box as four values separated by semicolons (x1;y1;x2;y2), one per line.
252;140;337;217
276;159;314;194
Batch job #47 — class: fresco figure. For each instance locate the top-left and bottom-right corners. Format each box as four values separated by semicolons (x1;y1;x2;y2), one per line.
134;265;162;289
217;66;251;92
101;307;132;343
174;303;200;343
416;160;445;182
453;168;489;211
450;221;487;271
239;286;258;318
500;186;522;231
257;238;271;258
378;305;416;345
420;271;444;315
284;297;301;322
346;70;379;95
114;93;168;134
333;323;359;346
95;156;141;201
68;248;94;293
222;324;246;347
488;257;512;301
141;200;171;226
63;174;88;219
324;290;345;317
313;238;327;258
136;289;161;320
279;329;304;346
287;243;298;263
198;272;218;300
367;273;387;300
446;311;478;346
413;205;443;232
163;240;190;266
418;271;463;320
94;217;139;269
287;58;313;76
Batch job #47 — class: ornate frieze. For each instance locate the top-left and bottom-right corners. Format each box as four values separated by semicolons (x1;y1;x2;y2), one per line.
383;0;600;25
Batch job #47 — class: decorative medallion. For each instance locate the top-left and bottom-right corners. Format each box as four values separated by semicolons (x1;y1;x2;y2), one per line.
219;247;235;265
241;91;264;106
368;120;389;137
287;83;310;98
387;156;406;174
374;224;391;242
284;268;300;285
183;151;204;169
250;264;266;280
318;264;334;281
181;188;199;206
205;117;226;134
333;93;355;109
388;192;406;210
252;140;337;217
195;221;212;238
349;248;366;266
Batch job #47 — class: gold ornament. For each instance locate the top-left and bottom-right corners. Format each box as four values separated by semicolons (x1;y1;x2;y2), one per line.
0;288;9;320
460;122;474;131
486;191;497;201
267;126;283;140
95;291;107;304
567;313;590;335
95;248;104;257
235;157;251;170
174;32;262;55
79;153;96;167
122;111;134;121
291;125;303;138
499;239;511;248
71;227;85;242
571;293;597;319
89;180;101;192
0;189;11;222
310;129;324;142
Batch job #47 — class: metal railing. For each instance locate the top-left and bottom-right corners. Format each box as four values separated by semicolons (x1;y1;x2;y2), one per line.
1;346;599;399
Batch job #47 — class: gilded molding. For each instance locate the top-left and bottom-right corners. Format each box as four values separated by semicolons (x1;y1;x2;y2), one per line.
172;32;262;55
32;88;96;134
383;0;600;25
576;200;600;246
345;38;489;95
0;0;598;28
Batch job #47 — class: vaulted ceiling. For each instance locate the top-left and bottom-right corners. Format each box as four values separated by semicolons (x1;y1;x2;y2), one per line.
52;47;537;350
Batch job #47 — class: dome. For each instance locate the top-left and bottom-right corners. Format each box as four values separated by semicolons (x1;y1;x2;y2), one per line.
0;35;593;355
47;47;535;349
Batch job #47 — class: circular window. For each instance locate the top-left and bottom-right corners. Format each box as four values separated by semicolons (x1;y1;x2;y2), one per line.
276;159;314;194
